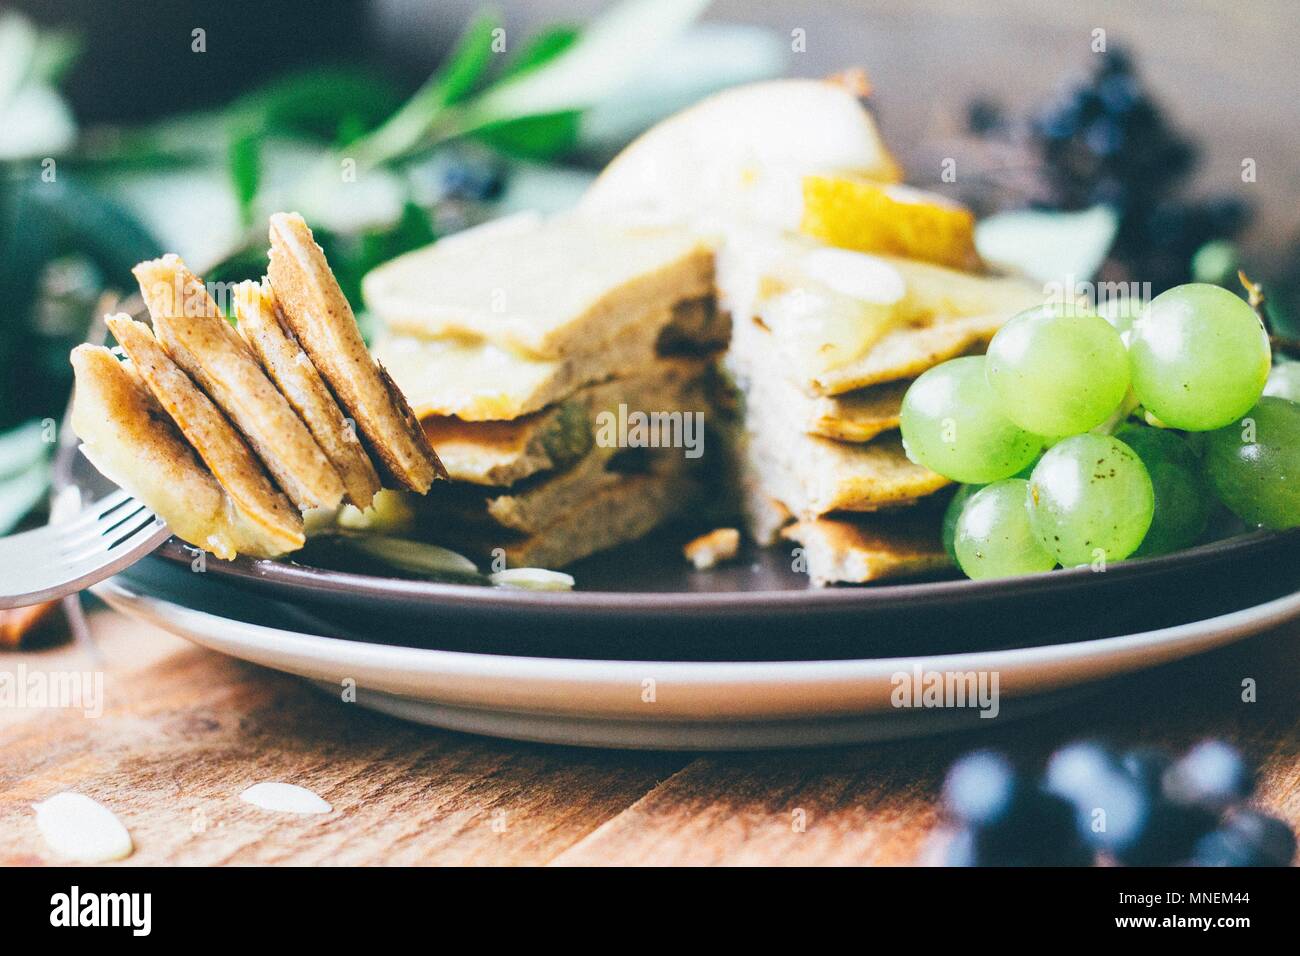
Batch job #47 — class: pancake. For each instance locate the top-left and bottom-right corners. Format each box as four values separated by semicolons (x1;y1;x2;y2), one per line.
70;346;237;558
728;324;910;442
233;278;382;508
133;256;345;511
422;401;593;488
375;296;718;422
802;311;1014;395
420;356;709;486
717;230;1044;395
93;321;304;556
362;215;714;359
442;469;700;569
266;212;444;492
781;512;951;586
803;381;908;442
427;446;689;535
745;425;949;518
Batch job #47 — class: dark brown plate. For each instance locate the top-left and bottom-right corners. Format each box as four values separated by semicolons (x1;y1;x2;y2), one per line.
130;524;1300;662
65;432;1300;661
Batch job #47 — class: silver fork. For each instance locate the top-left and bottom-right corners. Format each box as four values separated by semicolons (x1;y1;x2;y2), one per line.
0;490;170;610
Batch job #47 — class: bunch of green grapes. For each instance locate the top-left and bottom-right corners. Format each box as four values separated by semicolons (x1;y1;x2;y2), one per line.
900;284;1296;581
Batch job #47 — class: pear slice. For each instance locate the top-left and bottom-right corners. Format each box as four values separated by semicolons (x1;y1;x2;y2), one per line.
266;212;445;493
132;255;345;511
70;343;300;559
581;79;900;229
232;279;382;509
800;176;980;271
103;315;304;555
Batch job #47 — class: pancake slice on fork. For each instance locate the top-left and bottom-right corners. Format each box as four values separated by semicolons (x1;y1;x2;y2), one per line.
267;212;445;493
233;278;382;509
133;254;345;511
104;314;304;555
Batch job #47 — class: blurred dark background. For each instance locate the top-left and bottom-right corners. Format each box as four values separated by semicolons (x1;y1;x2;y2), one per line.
11;0;1297;256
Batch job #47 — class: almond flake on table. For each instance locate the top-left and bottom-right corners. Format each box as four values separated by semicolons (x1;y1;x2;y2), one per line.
239;782;332;814
33;791;134;863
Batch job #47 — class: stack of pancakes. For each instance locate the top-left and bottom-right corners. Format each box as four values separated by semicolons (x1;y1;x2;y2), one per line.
717;230;1046;585
70;213;442;560
367;215;727;569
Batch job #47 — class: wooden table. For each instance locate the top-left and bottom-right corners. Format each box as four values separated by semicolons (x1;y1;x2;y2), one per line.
1;609;1296;866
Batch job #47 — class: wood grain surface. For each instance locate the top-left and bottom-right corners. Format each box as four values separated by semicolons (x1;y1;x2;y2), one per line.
0;609;1296;866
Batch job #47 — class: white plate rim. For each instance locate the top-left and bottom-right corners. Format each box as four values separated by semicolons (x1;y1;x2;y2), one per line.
91;577;1300;724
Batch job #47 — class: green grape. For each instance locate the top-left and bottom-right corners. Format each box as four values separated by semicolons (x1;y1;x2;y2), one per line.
1263;360;1300;403
986;302;1130;435
1099;297;1144;344
954;479;1057;580
941;483;982;563
1203;397;1300;529
1114;424;1210;555
900;356;1042;484
1028;433;1154;566
1128;283;1271;431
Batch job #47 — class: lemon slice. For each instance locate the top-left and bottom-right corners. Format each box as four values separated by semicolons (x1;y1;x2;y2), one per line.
800;175;979;271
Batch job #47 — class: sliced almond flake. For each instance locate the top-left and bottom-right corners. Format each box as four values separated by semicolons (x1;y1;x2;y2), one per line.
33;792;133;863
239;782;332;815
489;568;576;591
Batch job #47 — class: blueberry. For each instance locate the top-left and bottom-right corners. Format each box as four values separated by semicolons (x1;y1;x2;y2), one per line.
441;161;506;202
1066;767;1150;854
1044;740;1119;805
944;826;981;866
1163;740;1254;812
943;749;1094;865
967;99;1004;136
1120;747;1172;793
1097;74;1140;116
943;794;1092;866
1191;809;1298;867
1023;790;1096;866
1117;798;1216;866
942;750;1020;828
1084;119;1124;158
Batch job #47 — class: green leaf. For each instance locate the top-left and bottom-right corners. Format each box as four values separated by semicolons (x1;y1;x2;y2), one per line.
472;26;582;160
0;460;48;534
435;11;502;107
458;0;711;130
0;420;47;479
348;12;500;167
227;68;404;142
474;112;580;160
30;28;82;85
975;205;1118;286
500;26;580;78
227;127;261;226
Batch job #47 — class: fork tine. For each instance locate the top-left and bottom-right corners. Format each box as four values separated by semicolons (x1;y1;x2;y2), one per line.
59;517;169;583
94;501;150;540
56;489;133;535
55;499;148;555
61;509;158;565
